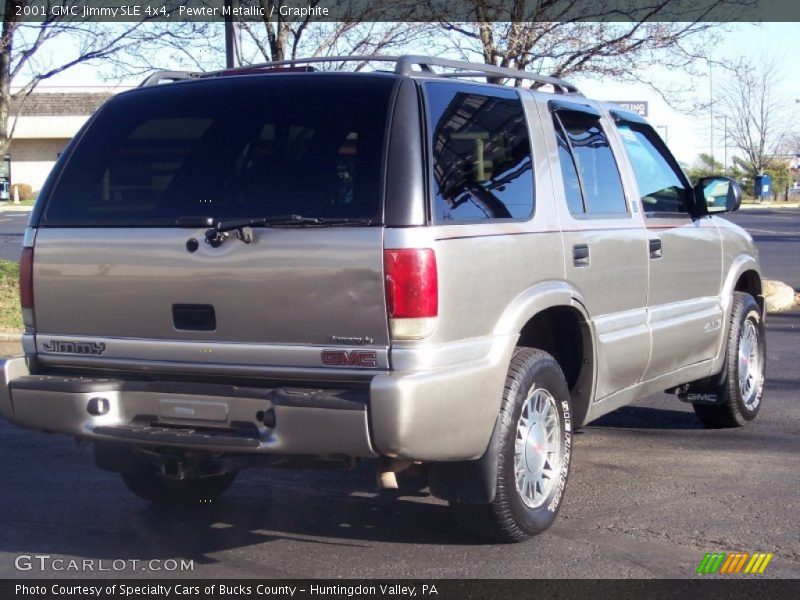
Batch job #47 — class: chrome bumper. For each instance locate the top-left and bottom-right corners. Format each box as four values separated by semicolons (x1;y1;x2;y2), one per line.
2;333;517;461
0;357;375;457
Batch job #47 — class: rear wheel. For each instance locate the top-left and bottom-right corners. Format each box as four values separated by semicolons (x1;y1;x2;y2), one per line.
692;292;765;428
451;348;572;542
121;468;237;506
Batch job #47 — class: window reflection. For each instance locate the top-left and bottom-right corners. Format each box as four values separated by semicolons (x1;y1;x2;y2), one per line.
426;84;534;223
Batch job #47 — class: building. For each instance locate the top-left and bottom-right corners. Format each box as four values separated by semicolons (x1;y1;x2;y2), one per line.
6;91;114;194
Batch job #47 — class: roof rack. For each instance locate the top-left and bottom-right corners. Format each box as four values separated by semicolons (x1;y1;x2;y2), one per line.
140;55;580;95
395;55;580;94
139;71;199;87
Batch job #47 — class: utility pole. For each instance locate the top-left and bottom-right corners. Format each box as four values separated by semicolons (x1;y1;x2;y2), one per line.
224;0;241;69
709;61;714;166
722;115;728;174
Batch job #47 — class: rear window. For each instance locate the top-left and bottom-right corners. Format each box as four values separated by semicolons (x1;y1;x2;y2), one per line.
42;75;397;226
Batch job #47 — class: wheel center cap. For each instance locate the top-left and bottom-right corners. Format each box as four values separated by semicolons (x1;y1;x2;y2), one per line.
525;422;546;473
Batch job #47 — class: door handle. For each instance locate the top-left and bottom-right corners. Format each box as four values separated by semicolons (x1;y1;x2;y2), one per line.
573;244;590;267
649;238;662;259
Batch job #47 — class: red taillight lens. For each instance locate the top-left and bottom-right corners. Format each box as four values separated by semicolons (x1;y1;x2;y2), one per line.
384;248;438;318
19;247;34;310
384;248;438;340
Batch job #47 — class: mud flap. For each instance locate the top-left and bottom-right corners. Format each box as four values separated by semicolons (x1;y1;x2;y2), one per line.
427;414;500;504
674;361;728;405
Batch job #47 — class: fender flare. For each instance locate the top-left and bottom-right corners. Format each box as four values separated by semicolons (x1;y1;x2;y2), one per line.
704;254;763;378
493;281;593;337
721;254;762;312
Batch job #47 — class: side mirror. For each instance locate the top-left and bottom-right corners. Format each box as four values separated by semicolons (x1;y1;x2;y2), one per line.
695;176;742;214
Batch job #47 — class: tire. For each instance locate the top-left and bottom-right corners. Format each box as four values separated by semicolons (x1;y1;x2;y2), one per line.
121;468;237;506
451;348;573;543
693;292;766;428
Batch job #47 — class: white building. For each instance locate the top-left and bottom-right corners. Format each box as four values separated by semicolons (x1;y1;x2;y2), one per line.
7;91;113;193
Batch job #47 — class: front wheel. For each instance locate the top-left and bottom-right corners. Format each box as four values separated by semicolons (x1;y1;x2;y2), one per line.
693;292;766;428
451;348;573;542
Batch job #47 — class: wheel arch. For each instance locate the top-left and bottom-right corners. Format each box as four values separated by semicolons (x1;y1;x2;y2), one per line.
495;282;596;427
722;255;763;316
733;269;763;314
706;255;763;378
429;283;596;504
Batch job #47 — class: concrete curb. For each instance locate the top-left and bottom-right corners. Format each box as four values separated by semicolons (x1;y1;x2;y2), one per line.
0;206;33;213
764;280;797;314
0;333;22;342
740;202;800;210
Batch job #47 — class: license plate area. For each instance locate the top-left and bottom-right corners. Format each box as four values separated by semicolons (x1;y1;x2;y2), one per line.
158;398;228;422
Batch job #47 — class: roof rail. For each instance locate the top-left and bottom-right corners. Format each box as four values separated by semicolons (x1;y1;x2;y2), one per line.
394;55;580;94
139;70;200;87
140;55;580;94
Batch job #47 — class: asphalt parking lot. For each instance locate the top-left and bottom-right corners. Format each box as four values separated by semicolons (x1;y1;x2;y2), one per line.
0;208;798;579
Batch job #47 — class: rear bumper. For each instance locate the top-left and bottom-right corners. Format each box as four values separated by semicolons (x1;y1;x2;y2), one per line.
1;334;516;461
0;358;375;457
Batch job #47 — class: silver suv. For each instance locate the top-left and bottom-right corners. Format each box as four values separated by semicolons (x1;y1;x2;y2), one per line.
0;56;765;542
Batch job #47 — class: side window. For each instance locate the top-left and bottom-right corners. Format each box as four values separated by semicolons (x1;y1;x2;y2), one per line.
553;112;628;216
425;83;534;223
553;117;585;215
616;123;690;214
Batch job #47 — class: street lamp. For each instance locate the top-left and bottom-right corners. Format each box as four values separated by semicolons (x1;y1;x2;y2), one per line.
715;115;728;173
709;60;714;165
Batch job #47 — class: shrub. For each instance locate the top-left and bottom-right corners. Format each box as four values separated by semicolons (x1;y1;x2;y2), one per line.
9;183;34;202
0;259;23;333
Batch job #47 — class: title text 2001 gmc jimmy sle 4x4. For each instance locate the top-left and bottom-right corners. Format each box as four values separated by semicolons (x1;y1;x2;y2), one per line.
0;56;765;542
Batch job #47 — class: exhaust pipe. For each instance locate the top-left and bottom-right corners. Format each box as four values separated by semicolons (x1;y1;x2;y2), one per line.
376;458;414;490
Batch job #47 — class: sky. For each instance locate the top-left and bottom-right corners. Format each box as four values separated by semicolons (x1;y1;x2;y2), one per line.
17;22;800;167
575;22;800;166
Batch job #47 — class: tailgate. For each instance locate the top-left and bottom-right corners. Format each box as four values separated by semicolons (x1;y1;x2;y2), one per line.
32;227;388;349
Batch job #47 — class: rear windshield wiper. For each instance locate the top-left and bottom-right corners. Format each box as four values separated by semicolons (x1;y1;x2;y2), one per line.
202;215;375;247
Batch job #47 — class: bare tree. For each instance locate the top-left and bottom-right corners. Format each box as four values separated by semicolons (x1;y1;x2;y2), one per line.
238;0;426;66
427;0;751;94
0;1;199;157
115;1;428;75
719;54;794;177
784;133;800;156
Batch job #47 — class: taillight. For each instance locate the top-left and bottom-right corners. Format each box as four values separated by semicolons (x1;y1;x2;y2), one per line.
19;246;34;327
384;248;438;340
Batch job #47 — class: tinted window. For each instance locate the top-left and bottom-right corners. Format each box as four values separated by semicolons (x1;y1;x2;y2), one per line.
554;112;627;216
43;75;396;225
425;83;534;223
553;117;585;215
616;123;690;214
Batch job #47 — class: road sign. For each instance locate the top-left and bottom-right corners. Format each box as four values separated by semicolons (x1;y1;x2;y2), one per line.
610;101;648;117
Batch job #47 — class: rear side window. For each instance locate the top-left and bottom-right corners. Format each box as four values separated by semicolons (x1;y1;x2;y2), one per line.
553;112;627;216
553;121;584;215
42;75;397;226
424;83;534;223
